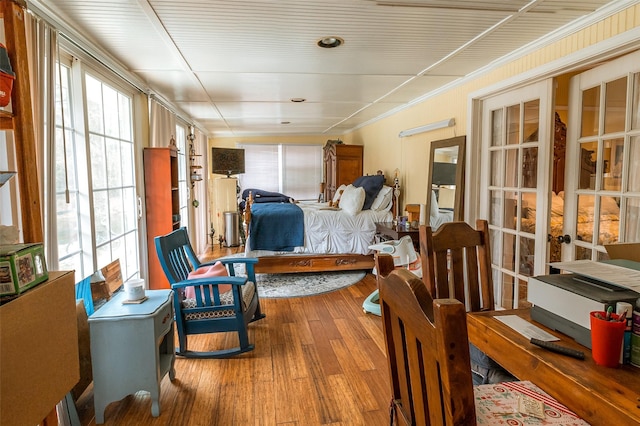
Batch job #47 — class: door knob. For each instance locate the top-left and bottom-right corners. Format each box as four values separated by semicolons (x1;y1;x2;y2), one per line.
557;234;571;244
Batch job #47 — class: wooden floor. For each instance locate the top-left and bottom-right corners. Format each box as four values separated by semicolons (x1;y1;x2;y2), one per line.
77;246;391;425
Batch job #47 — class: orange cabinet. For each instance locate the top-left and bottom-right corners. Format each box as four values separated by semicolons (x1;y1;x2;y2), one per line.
144;147;180;289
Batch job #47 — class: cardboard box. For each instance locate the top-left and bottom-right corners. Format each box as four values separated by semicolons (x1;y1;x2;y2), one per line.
605;242;640;262
0;243;48;296
0;271;79;426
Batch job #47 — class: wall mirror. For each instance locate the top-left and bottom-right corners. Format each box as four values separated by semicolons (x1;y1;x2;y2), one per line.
426;135;466;228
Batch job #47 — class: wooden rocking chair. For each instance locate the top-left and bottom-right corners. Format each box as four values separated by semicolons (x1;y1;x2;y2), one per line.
155;227;265;358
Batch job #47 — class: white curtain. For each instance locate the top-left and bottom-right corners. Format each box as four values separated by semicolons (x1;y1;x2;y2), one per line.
24;12;76;426
282;144;323;200
149;98;176;147
238;144;279;192
25;13;57;253
238;143;323;200
192;127;210;254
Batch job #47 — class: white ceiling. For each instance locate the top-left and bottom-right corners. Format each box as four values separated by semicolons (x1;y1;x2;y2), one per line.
30;0;623;137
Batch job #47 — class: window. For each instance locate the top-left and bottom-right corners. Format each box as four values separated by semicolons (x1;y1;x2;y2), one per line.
51;59;140;282
54;62;83;276
238;143;322;200
86;74;139;280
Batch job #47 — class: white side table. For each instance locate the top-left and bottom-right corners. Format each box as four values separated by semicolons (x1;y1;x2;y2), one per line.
89;289;175;423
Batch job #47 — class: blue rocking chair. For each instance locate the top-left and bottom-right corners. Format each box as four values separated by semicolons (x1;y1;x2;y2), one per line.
155;227;265;358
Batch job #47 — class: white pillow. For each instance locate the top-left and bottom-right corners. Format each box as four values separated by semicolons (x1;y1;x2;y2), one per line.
339;185;365;215
377;193;394;212
430;191;439;216
521;192;537;219
371;185;393;211
332;184;347;203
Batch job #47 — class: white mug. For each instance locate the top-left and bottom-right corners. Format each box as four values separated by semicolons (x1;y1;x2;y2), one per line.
124;278;145;301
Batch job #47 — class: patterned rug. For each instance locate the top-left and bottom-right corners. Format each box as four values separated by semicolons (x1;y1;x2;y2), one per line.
222;255;366;298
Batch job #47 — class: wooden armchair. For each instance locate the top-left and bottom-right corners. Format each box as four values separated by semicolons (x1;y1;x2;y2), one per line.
419;219;494;312
376;253;476;425
419;220;517;385
154;227;265;358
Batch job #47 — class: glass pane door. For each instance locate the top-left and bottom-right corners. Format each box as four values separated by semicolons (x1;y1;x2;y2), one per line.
565;50;640;261
481;80;553;309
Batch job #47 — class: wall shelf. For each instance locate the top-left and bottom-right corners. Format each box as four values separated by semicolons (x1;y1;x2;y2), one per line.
189;141;203;187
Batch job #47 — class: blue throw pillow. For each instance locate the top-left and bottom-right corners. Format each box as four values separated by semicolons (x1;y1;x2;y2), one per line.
353;175;384;210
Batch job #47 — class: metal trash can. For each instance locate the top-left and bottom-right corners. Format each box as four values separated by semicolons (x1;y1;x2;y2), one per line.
223;211;240;247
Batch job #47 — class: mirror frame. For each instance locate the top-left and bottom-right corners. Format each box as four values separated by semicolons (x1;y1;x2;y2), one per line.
426;135;466;223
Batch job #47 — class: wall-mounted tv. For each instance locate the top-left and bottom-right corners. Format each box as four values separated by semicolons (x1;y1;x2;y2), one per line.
211;147;245;178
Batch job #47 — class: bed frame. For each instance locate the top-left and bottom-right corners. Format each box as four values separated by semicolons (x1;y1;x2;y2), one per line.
242;192;377;274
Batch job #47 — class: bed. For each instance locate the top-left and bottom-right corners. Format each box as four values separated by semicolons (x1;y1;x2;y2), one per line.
242;175;394;274
521;192;620;262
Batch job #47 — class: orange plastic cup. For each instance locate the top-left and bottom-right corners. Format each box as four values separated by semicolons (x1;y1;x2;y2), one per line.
590;311;626;367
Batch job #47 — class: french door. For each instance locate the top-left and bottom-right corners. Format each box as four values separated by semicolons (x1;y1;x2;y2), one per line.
564;50;640;260
480;80;554;309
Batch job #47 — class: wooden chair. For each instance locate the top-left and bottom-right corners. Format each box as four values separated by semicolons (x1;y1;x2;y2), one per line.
418;220;518;385
376;254;587;426
376;253;476;425
419;219;494;312
155;227;265;358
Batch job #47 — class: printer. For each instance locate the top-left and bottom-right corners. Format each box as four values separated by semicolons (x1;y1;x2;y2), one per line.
528;259;640;348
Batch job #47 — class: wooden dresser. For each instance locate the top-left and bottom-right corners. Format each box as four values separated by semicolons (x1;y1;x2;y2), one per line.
323;142;363;201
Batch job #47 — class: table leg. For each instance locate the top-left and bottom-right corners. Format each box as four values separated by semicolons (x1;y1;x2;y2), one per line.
150;383;161;417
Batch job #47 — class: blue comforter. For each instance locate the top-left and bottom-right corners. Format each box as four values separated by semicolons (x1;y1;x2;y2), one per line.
249;202;304;251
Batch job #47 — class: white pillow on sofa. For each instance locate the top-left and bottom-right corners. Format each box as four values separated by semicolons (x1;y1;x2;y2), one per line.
339;185;366;215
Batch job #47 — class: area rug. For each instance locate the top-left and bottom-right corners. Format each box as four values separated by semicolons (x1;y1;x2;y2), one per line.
219;255;366;298
255;270;366;298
